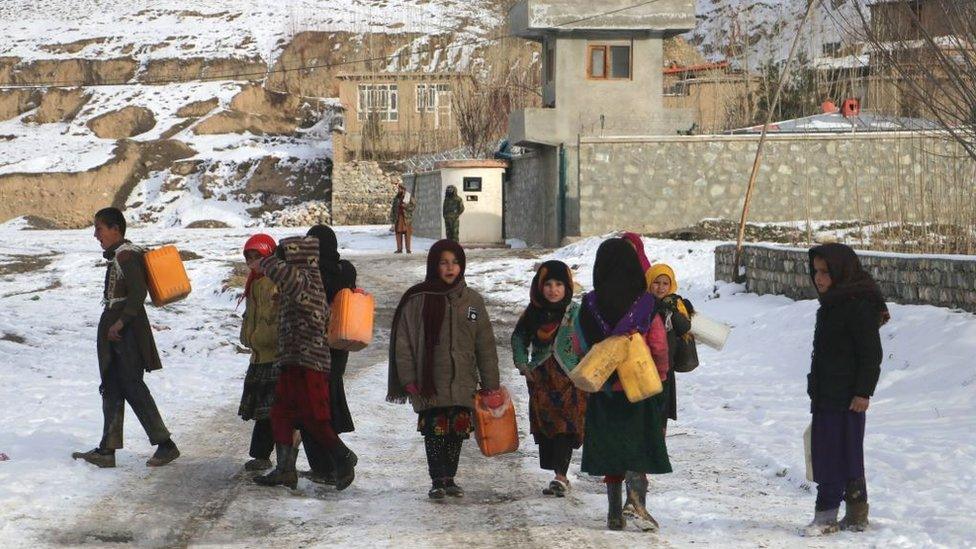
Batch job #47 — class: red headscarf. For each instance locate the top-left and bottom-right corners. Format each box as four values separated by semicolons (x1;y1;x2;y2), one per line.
240;234;277;305
621;231;651;272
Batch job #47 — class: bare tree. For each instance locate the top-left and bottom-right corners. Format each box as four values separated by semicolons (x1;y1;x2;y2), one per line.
849;0;976;161
452;36;541;158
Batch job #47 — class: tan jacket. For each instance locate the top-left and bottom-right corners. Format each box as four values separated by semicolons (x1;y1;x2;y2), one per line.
394;283;500;412
240;276;279;364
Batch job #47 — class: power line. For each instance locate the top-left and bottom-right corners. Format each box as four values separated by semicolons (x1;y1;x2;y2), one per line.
0;0;671;90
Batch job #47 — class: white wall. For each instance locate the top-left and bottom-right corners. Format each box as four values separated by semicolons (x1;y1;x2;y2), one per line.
440;167;505;244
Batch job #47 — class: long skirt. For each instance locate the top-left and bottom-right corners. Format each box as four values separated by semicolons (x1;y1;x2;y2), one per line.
238;362;280;421
329;349;355;434
417;406;473;439
270;365;336;447
581;390;672;476
527;357;586;447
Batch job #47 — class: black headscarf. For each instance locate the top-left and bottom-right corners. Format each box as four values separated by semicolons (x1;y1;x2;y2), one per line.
307;224;357;302
578;238;649;347
809;243;889;325
514;260;574;344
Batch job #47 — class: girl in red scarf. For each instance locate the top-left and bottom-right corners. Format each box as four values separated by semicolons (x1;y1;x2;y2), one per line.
238;234;280;472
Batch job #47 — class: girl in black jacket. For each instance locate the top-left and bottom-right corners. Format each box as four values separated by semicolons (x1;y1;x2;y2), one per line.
804;243;888;536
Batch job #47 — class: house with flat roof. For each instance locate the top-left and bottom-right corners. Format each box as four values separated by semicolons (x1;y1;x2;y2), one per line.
332;72;469;162
505;0;697;245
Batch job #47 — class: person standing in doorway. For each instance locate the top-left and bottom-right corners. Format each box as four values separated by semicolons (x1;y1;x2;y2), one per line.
72;207;179;468
442;185;464;242
391;184;415;254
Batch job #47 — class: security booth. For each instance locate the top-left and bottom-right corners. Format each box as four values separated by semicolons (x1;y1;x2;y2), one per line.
405;159;509;246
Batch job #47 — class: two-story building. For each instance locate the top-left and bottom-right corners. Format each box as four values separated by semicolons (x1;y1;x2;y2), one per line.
331;72;469;163
506;0;697;246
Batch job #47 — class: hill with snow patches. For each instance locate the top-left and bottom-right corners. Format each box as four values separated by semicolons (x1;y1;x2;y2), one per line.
0;0;853;229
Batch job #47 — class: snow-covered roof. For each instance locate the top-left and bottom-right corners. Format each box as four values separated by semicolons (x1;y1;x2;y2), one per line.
729;111;942;134
812;54;870;70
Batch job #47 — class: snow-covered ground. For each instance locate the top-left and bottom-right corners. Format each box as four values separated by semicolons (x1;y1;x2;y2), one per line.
0;224;973;547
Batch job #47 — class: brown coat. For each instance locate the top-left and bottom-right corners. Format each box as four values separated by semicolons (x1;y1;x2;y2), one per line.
97;241;162;376
394;282;500;412
260;236;331;373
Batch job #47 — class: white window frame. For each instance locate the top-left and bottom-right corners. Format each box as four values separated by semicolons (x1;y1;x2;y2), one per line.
357;83;399;122
416;83;452;113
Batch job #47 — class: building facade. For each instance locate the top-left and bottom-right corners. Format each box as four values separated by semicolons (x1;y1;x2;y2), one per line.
332;72;469;162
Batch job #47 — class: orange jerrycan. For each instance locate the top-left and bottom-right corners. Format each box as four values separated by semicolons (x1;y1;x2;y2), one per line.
328;288;374;351
142;245;191;306
474;387;519;457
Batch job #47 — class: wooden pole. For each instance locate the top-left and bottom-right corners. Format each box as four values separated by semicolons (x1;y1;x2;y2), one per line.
733;0;822;282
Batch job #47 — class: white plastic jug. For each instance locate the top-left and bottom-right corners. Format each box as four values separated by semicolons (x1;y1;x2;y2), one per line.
690;313;731;351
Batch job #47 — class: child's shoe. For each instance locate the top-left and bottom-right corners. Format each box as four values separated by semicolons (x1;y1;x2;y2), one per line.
839;501;869;532
802;508;840;537
428;479;446;499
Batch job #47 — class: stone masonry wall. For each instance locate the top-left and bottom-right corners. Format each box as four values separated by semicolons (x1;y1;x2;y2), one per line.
577;132;973;236
715;244;976;313
408;171;443;240
505;150;553;246
331;160;400;225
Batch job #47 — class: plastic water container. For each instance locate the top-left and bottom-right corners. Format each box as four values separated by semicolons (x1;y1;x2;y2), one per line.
615;334;663;402
569;335;629;392
690;313;731;351
143;245;191;307
474;387;519;457
328;288;374;352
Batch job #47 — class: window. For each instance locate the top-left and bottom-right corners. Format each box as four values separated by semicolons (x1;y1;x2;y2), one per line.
416;83;452;112
587;44;631;80
463;177;482;192
357;84;398;121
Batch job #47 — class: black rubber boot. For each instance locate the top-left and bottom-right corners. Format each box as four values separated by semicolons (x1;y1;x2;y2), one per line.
607;481;626;531
623;472;659;532
331;441;358;491
255;444;298;489
839;478;869;532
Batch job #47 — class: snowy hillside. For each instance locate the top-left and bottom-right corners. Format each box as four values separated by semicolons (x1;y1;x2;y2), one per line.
0;0;499;64
0;224;974;546
688;0;859;66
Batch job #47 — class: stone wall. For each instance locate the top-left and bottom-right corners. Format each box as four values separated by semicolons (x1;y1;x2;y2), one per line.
715;244;976;312
331;160;400;225
505;150;556;246
408;171;443;240
577;132;974;236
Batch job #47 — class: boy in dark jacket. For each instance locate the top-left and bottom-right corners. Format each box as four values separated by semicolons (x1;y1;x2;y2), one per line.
804;243;888;536
72;207;179;468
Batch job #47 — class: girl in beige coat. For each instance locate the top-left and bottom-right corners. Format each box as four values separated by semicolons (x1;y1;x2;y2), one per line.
387;239;501;499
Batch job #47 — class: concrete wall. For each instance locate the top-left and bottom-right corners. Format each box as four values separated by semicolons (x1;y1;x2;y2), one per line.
576;132;974;236
715;244;976;313
440;167;505;244
406;166;506;244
